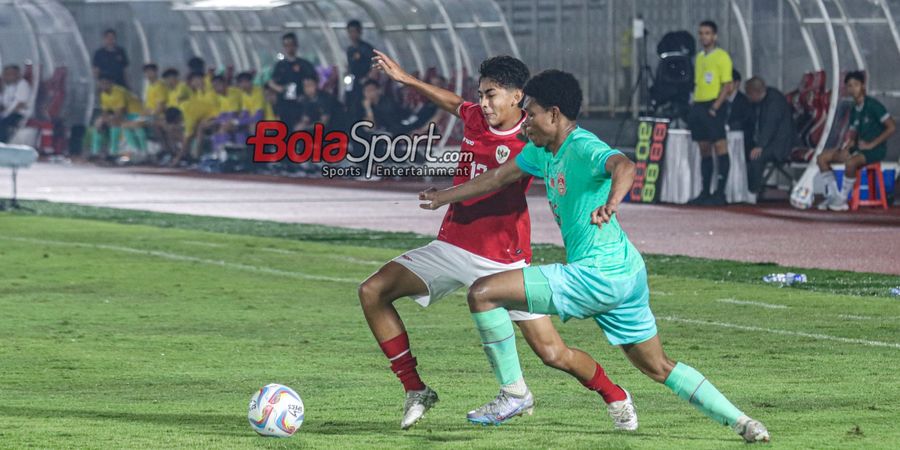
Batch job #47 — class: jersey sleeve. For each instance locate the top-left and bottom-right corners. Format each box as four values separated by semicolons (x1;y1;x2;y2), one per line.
585;142;623;179
456;101;481;125
719;52;733;84
515;141;545;177
872;99;891;123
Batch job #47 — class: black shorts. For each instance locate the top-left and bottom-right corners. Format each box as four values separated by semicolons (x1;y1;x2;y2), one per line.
688;101;726;142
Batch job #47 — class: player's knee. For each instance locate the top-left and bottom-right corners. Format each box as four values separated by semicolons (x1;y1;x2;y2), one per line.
536;344;570;371
642;358;676;383
467;278;494;310
358;277;386;309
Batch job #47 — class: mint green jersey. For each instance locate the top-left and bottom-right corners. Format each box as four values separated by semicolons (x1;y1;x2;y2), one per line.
516;127;643;275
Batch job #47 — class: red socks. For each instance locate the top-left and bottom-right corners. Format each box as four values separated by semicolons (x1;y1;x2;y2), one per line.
379;332;426;392
581;363;627;403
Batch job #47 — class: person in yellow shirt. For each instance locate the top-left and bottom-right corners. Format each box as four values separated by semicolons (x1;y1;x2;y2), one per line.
91;74;147;157
171;72;219;166
142;63;169;117
687;20;734;206
234;72;268;141
210;75;243;152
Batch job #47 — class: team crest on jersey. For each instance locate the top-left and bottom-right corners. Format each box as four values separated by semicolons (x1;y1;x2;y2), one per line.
556;173;566;195
495;145;510;164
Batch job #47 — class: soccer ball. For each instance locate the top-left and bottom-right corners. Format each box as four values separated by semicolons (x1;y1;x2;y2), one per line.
247;383;305;437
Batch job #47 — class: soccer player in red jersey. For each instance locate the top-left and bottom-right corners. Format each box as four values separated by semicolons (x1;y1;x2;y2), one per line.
359;51;637;430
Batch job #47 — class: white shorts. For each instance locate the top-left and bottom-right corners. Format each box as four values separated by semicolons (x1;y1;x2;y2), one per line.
393;240;546;322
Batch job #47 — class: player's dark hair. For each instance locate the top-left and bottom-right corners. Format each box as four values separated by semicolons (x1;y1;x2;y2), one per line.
164;107;183;124
732;69;742;82
524;69;582;120
700;20;718;34
143;63;158;72
844;70;866;84
103;29;116;37
187;57;205;75
162;68;179;79
282;32;298;44
347;20;362;31
236;71;253;83
211;74;226;84
479;56;529;91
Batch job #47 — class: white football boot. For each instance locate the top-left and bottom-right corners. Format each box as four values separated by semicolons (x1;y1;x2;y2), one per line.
733;415;771;443
466;389;534;425
606;388;638;431
400;386;439;430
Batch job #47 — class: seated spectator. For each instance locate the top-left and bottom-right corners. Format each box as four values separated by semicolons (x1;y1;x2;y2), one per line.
397;73;445;135
355;79;400;134
744;77;797;195
210;75;243;153
816;71;896;211
236;72;264;122
142;63;169;118
91;74;146;158
170;72;219;166
0;64;31;143
297;76;340;132
726;70;754;150
150;68;185;160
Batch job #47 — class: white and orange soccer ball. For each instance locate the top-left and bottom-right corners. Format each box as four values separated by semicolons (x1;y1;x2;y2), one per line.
248;383;304;437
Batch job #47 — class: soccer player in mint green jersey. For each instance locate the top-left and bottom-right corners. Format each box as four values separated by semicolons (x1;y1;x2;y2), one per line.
419;70;770;443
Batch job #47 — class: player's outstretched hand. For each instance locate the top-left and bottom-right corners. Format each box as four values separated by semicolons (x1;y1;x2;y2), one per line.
419;187;443;210
372;50;410;84
590;203;617;228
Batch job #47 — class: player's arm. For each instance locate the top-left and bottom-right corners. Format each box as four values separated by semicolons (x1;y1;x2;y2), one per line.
710;81;734;115
419;161;527;210
372;50;464;117
859;117;895;150
590;154;634;228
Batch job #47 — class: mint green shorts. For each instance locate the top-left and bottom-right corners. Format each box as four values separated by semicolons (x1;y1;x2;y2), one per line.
522;262;657;346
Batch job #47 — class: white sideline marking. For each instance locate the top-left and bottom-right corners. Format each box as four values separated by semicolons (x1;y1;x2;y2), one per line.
838;314;873;320
1;236;358;284
180;240;225;248
716;298;788;309
660;316;900;350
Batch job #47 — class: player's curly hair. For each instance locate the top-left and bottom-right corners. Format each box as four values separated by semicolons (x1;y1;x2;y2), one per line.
479;56;530;90
523;69;582;120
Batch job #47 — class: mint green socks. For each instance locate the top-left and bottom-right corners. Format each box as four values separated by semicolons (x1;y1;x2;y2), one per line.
471;308;523;387
664;362;743;426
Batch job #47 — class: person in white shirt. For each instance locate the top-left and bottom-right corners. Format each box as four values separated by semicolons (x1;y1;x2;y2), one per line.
0;65;31;143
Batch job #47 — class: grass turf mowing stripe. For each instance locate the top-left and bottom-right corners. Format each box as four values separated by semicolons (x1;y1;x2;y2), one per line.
660;316;900;350
11;200;899;298
0;236;359;284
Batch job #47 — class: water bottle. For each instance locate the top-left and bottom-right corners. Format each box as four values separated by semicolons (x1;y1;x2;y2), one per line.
762;273;807;286
891;287;900;296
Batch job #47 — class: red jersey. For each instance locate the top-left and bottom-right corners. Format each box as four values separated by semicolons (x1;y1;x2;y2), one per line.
437;101;533;264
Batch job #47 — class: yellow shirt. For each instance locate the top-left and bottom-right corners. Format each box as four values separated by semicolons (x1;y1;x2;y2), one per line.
167;82;192;107
100;85;143;115
239;86;267;114
144;80;169;114
693;48;733;102
179;94;219;136
209;87;243;114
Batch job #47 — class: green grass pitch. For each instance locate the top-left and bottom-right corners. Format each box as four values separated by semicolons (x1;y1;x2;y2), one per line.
1;203;898;449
